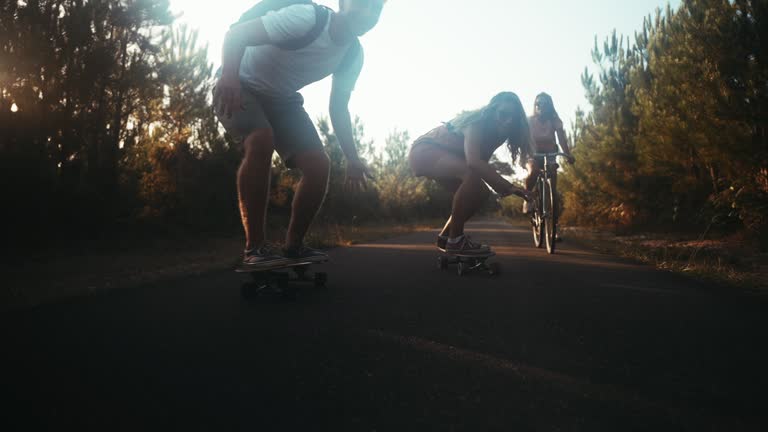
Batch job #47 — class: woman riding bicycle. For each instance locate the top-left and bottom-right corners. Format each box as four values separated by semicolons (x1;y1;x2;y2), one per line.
409;91;532;255
523;93;575;216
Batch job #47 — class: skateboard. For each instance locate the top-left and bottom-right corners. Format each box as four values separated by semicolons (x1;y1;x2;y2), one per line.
236;259;328;300
437;250;500;276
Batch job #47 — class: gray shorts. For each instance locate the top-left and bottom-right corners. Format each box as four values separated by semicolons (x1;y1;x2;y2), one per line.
215;87;322;168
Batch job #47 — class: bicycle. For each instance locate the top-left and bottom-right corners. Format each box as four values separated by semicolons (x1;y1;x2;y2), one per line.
529;152;568;254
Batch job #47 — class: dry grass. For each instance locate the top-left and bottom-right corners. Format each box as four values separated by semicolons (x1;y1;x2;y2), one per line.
561;226;768;292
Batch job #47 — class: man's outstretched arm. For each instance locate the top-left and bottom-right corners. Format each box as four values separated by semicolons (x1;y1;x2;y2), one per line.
329;82;369;191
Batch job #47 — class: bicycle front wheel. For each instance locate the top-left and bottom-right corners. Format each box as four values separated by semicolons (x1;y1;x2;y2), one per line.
544;178;557;254
531;187;543;248
532;209;543;248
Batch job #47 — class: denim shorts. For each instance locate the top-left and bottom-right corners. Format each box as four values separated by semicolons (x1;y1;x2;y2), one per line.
215;86;323;168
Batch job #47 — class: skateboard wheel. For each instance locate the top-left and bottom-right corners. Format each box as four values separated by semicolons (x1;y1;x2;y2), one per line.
437;256;448;270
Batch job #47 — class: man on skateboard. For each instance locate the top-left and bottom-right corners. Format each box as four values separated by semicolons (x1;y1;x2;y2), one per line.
214;0;386;269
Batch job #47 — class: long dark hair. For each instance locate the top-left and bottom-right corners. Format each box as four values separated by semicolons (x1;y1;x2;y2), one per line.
447;92;531;167
534;92;560;122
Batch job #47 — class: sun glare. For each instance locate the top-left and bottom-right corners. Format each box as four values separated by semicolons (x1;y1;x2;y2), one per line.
171;0;679;153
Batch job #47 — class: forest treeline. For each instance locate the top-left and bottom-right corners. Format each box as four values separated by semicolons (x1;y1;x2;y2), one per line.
0;0;460;251
560;0;767;246
2;0;766;251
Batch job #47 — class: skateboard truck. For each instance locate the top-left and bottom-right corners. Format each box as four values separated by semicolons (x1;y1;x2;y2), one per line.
437;251;500;277
237;261;328;300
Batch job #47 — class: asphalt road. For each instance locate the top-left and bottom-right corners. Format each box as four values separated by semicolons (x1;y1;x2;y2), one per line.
3;220;767;431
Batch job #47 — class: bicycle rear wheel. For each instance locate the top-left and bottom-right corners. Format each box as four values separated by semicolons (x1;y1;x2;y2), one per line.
544;178;557;254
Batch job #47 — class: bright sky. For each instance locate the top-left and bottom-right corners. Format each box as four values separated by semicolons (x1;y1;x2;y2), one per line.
172;0;679;156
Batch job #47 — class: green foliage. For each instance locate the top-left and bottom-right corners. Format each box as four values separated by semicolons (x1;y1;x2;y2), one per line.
498;195;526;219
1;0;176;243
0;0;243;247
122;22;227;223
561;0;768;244
309;118;451;225
1;0;497;248
374;129;438;220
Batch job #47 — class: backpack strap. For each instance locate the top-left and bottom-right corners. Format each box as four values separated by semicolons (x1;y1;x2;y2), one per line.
231;2;328;51
275;4;330;50
236;0;314;24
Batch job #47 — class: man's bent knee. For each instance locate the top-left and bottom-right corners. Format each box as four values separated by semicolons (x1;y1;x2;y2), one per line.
243;129;275;161
291;150;330;178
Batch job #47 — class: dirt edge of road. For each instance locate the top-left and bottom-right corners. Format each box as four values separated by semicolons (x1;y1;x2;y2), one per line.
1;221;440;311
560;225;768;293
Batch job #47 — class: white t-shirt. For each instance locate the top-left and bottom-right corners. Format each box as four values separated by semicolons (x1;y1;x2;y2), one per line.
239;4;364;97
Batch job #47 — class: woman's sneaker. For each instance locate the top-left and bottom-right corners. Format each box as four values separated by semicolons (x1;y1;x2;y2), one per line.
241;246;290;269
284;245;329;263
445;235;491;255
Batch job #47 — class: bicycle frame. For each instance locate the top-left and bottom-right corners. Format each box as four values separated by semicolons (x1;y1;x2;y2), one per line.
531;153;569;253
532;153;567;208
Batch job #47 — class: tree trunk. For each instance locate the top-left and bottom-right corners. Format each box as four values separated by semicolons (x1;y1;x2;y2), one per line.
709;164;719;194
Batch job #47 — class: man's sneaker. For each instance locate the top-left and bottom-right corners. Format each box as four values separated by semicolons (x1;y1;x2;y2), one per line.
436;235;448;250
284;245;329;263
240;246;290;269
445;235;492;255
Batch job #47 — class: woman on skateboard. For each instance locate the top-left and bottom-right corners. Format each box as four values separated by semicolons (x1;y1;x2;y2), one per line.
408;92;532;255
